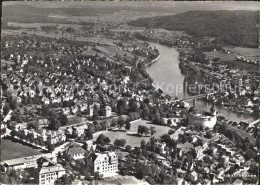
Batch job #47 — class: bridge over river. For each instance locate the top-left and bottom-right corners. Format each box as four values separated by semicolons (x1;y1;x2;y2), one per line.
171;93;216;108
146;42;257;123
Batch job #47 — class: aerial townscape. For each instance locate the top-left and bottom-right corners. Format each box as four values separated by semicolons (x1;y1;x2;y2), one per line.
0;2;259;185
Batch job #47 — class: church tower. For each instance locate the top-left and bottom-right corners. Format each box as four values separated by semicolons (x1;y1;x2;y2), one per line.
210;104;217;116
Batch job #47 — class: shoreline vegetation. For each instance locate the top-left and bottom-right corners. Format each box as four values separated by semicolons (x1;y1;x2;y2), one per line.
129;11;260;119
145;54;161;67
142;39;258;120
1;5;259;185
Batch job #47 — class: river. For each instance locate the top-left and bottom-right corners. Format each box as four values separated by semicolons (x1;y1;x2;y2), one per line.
146;42;257;122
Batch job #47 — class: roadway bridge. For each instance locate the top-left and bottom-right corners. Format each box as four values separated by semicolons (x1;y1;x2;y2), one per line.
245;119;260;131
181;94;208;101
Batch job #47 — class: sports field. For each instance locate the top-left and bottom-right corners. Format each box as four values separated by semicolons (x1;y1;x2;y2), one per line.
1;138;42;161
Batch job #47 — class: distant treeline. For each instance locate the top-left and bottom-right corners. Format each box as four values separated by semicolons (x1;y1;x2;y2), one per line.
41;25;58;31
128;10;259;48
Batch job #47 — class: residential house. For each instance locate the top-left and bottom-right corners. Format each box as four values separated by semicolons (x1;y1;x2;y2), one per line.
105;106;112;117
3;110;13;122
85;140;94;151
42;130;66;144
176;142;193;156
216;168;225;180
65;143;85;160
204;167;210;174
122;76;130;84
208;173;220;184
244;99;254;107
164;116;184;126
211;146;218;154
235;155;245;165
88;104;94;117
170;127;185;140
63;123;88;137
38;119;50;127
194;146;203;158
190;171;198;182
225;148;235;156
156;141;167;155
180;101;190;108
62;107;70;115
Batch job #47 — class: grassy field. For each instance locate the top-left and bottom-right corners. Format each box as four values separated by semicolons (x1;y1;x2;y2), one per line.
102;45;135;59
1;138;42;161
94;120;170;147
68;115;87;125
224;47;260;57
205;47;260;61
204;51;236;60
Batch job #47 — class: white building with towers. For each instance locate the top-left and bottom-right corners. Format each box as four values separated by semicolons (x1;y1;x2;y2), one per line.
187;104;217;129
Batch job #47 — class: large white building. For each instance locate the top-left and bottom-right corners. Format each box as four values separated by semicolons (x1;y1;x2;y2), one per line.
93;151;118;177
39;165;66;185
1;153;65;185
38;156;66;185
187;104;217;129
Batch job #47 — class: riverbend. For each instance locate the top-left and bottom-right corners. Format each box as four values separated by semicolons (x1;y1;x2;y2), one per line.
146;42;257;123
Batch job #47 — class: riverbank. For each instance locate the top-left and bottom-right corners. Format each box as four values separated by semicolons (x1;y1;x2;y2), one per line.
146;41;257;123
145;54;161;67
178;58;259;119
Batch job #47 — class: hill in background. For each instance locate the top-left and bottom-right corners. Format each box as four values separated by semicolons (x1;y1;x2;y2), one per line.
128;10;259;47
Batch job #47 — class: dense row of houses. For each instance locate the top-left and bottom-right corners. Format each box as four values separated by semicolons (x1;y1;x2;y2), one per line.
170;127;256;184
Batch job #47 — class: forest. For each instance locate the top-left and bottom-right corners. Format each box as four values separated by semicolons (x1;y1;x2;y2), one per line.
128;10;259;47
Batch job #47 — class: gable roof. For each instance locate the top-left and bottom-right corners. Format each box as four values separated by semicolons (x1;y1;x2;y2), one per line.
191;171;198;177
194;146;203;151
2;153;53;166
66;143;85;156
39;165;66;174
38;156;55;167
177;142;194;149
94;151;117;163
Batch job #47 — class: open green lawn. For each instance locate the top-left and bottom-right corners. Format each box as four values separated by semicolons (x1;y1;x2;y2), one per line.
68;115;87;125
204;51;236;60
94;120;170;147
1;138;42;161
205;47;260;61
224;47;260;57
102;45;135;59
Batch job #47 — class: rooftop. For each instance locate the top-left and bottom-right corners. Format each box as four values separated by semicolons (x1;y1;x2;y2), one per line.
65;143;85;156
39;165;66;174
2;153;53;166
